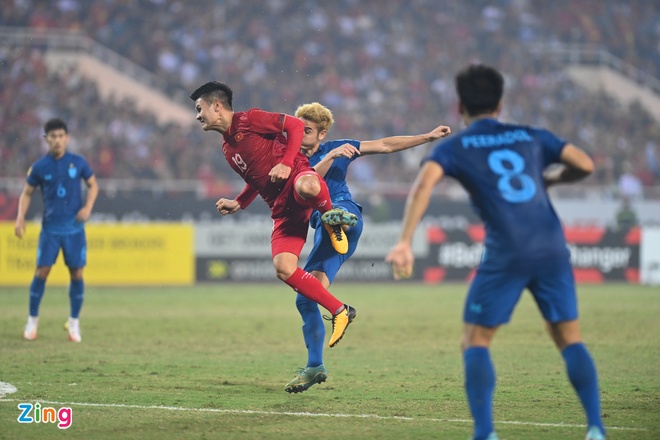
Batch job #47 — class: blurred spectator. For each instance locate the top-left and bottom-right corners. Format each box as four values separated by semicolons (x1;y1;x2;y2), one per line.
618;162;644;200
615;197;639;231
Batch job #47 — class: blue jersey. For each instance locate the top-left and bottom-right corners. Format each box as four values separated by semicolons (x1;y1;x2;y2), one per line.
304;139;364;282
307;139;361;206
26;151;94;235
426;118;568;264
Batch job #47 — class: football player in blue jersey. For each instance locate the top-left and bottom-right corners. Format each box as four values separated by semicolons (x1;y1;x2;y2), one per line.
284;102;450;393
15;118;98;343
386;64;605;440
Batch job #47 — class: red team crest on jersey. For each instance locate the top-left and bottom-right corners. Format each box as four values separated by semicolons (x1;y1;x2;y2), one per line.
234;132;244;142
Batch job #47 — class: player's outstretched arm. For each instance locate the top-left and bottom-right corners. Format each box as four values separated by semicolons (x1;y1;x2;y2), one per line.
14;184;34;239
386;161;444;280
544;143;594;187
360;124;451;156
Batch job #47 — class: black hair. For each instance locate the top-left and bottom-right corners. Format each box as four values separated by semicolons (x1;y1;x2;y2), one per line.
189;81;233;109
44;118;68;134
455;64;504;117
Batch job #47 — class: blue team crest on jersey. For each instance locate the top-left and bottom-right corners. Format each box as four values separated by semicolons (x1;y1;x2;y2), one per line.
68;165;77;178
45;174;52;180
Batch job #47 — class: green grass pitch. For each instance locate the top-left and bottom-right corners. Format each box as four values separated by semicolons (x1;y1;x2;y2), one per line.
0;283;658;439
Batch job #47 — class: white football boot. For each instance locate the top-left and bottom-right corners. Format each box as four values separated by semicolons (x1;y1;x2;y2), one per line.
65;317;82;342
23;316;39;341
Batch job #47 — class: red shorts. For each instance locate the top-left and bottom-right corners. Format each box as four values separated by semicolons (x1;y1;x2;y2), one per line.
270;170;318;258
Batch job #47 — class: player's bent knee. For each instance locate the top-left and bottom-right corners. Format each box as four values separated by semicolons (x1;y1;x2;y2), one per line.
295;175;320;199
274;265;296;281
272;253;300;281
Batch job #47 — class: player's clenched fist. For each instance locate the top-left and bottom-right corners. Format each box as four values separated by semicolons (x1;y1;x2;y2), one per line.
330;143;360;159
216;198;241;215
268;163;292;182
427;125;452;140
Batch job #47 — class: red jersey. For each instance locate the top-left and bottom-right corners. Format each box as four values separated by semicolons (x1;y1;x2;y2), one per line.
222;109;310;209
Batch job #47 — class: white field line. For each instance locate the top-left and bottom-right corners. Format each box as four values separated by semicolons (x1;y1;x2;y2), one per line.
0;397;645;432
0;382;17;398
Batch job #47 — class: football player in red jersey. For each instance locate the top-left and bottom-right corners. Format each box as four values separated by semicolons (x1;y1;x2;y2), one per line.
190;81;357;349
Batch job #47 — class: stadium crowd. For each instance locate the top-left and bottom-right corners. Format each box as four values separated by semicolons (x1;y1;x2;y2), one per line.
0;0;658;197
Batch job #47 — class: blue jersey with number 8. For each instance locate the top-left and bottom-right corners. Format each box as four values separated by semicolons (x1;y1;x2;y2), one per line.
425;118;568;265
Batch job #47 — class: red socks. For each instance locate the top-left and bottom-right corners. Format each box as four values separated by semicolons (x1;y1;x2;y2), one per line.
284;268;343;313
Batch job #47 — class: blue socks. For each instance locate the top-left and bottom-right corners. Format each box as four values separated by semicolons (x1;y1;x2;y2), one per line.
562;343;604;435
463;343;603;440
295;294;325;368
28;276;84;318
69;279;84;319
464;347;496;440
28;276;46;317
30;277;84;318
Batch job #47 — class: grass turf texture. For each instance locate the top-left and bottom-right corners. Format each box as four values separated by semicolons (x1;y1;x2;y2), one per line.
0;283;658;439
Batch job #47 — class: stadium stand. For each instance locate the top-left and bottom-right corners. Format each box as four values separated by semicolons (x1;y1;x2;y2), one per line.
0;0;658;196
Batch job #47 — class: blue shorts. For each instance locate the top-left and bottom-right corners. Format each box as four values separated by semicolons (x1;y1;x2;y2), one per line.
463;255;577;327
304;201;363;284
37;229;87;269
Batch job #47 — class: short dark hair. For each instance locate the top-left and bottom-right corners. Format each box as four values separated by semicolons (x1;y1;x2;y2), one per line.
189;81;233;109
44;118;68;134
455;64;504;117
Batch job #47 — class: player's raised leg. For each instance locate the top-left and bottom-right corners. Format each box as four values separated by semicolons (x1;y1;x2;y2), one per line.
320;207;359;255
274;252;356;348
293;172;357;254
287;222;362;392
321;208;359;228
323;303;357;347
276;257;357;348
